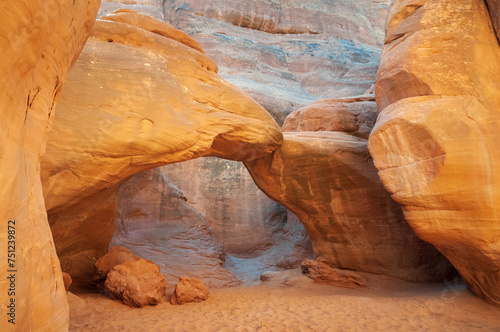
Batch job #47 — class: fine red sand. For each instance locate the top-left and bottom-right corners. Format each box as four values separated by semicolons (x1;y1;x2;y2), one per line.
69;269;500;331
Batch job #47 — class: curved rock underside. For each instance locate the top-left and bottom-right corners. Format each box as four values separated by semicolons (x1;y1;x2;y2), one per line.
43;12;282;212
0;0;99;330
246;98;455;282
368;0;500;305
99;0;391;124
42;11;282;290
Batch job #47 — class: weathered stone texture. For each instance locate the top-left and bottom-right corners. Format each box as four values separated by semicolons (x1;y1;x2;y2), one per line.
369;0;500;305
0;0;99;330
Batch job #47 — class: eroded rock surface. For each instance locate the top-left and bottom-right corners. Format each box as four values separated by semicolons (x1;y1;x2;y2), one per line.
43;13;282;212
104;259;166;307
112;164;313;286
246;131;454;282
301;259;366;289
110;168;241;288
160;158;287;257
170;277;209;305
158;158;314;281
62;273;73;292
51;185;120;291
223;210;315;283
42;12;281;289
165;0;390;123
99;0;391;124
282;95;378;139
99;0;166;20
368;0;500;305
0;0;99;330
486;0;500;41
99;9;204;52
94;246;142;289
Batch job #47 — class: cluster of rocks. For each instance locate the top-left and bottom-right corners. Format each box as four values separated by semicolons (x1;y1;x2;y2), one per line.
94;246;209;307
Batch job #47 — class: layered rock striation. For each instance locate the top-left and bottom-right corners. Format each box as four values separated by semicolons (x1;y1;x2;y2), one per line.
368;0;500;305
160;159;288;258
282;95;379;138
159;158;314;265
110;168;241;288
99;0;391;124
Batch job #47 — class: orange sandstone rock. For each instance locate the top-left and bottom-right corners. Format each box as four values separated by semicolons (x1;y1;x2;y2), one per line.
0;0;99;330
170;277;209;305
99;10;204;53
282;95;378;138
62;273;73;292
104;259;166;307
41;17;281;289
245;131;454;282
301;259;366;289
368;0;500;305
94;246;142;288
42;18;281;212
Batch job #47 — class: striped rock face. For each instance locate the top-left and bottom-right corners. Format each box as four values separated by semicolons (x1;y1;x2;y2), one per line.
99;0;392;124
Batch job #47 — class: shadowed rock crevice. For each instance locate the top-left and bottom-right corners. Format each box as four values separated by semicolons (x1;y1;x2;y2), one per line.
486;0;500;43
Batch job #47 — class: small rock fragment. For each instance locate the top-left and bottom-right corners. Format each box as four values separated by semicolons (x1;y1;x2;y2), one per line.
170;277;209;305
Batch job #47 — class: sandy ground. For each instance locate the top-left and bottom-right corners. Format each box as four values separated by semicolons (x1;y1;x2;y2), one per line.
69;269;500;332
